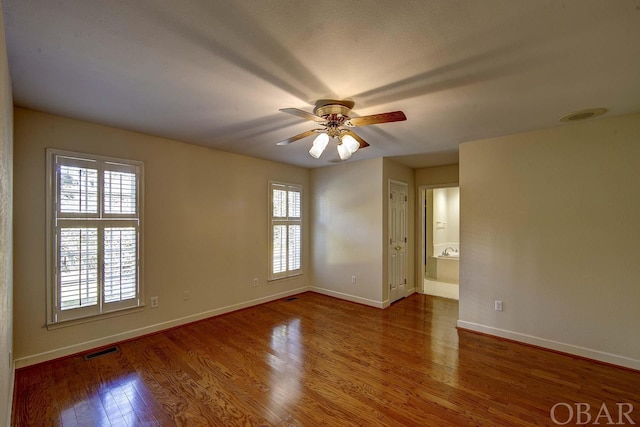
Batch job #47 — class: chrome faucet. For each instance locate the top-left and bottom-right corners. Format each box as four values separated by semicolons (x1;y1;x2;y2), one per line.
443;247;455;255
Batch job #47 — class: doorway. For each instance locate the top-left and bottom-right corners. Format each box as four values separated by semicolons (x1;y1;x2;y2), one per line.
420;185;459;300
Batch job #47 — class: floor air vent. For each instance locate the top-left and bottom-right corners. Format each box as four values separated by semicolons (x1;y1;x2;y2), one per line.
284;297;298;302
84;346;119;361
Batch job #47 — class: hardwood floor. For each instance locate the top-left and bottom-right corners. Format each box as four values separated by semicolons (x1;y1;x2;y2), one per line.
12;292;640;426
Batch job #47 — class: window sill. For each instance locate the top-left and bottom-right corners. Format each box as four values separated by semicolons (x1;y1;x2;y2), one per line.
46;305;145;330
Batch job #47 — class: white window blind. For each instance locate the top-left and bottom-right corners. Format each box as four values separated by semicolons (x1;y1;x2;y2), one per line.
104;169;137;215
59;165;98;214
47;150;143;324
104;227;138;303
270;182;302;280
59;227;99;310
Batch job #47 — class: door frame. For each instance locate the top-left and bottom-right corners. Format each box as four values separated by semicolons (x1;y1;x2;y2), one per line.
418;183;459;294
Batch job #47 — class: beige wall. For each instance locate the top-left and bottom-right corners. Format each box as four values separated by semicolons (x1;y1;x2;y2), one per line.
458;113;640;370
0;3;14;424
310;158;384;306
13;108;311;366
382;158;415;300
310;158;415;307
415;164;459;188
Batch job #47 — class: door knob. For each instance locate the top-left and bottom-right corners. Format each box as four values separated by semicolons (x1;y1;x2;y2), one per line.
394;246;402;250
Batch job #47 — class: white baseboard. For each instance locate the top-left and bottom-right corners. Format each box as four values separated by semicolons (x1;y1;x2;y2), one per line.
310;287;385;308
15;287;310;369
457;320;640;371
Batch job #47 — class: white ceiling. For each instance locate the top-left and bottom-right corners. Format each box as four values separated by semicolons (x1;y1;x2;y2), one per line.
4;0;640;168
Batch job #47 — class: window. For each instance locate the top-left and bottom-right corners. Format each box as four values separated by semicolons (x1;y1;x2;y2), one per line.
269;181;302;280
47;149;143;324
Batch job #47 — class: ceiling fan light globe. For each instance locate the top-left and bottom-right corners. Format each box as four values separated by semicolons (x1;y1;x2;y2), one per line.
337;143;352;160
309;133;329;158
342;134;359;154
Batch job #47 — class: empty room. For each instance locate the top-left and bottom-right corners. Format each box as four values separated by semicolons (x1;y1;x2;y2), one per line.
1;1;640;426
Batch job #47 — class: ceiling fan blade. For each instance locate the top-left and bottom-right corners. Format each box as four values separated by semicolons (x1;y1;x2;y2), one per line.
276;129;321;145
279;108;325;123
344;130;369;149
347;111;407;127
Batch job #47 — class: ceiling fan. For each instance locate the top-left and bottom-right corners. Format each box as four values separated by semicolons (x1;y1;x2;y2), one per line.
277;99;407;160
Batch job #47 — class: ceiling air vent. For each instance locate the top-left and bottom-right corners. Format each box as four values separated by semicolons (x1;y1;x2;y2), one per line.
560;108;608;122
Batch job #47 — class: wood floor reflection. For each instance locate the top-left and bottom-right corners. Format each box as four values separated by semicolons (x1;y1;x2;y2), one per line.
12;292;640;426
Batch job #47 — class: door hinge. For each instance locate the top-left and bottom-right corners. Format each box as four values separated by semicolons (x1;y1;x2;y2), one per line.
404;237;407;243
405;195;408;202
404;278;407;285
390;238;392;245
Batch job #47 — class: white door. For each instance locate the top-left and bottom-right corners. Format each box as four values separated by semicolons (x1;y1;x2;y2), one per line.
389;180;408;304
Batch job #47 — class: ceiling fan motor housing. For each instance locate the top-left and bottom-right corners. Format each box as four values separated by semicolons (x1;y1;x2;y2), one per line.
313;104;352;137
313;104;351;118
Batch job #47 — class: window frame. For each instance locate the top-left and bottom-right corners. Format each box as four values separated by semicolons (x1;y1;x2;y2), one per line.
268;181;303;281
46;148;144;326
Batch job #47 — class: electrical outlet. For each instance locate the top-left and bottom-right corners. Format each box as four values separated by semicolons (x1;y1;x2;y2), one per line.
150;296;159;308
495;300;503;311
351;276;357;284
253;278;259;287
183;291;190;301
